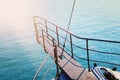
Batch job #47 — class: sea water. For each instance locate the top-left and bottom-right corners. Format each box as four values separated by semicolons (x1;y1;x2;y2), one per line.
0;26;56;80
0;0;120;80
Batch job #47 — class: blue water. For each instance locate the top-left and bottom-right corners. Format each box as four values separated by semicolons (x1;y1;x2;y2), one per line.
0;27;56;80
0;0;120;80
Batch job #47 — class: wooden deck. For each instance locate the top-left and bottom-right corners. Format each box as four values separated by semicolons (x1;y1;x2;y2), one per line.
38;36;97;80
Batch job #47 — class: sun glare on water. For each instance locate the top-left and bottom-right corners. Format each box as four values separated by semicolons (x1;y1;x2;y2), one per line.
1;0;29;26
0;0;46;32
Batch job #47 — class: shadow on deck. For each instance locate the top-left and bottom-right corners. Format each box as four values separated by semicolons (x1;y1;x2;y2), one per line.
38;36;96;80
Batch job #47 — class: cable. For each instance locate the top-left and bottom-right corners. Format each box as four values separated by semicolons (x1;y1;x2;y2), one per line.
33;47;55;80
33;54;50;80
42;61;54;80
60;0;76;58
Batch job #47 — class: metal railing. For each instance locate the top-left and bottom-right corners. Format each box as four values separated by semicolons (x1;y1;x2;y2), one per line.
33;16;120;71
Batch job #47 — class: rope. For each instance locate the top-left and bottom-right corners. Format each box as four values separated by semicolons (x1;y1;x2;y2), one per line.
33;47;55;80
60;0;76;58
33;54;50;80
42;61;54;80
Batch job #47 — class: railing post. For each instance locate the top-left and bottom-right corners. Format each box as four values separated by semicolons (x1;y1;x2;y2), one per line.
54;44;59;79
52;38;54;46
56;26;59;46
33;17;40;44
70;33;73;58
42;29;46;51
86;39;90;71
45;20;48;38
54;45;58;65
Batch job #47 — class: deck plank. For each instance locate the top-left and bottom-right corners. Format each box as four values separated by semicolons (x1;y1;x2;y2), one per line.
38;36;96;80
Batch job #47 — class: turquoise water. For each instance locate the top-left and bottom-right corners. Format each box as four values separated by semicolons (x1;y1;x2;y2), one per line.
0;27;56;80
0;0;120;80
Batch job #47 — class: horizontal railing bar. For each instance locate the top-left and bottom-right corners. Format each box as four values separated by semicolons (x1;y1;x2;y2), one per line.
37;22;45;26
43;30;61;48
88;48;120;55
35;16;120;70
74;54;120;66
58;42;71;52
47;27;56;33
57;26;71;34
37;17;72;34
72;44;86;50
57;45;73;58
74;54;88;61
73;43;120;55
90;59;120;66
37;22;70;43
64;46;72;54
72;34;120;43
37;16;120;44
72;43;120;55
57;34;65;39
37;22;71;39
59;35;120;55
38;22;120;56
37;23;72;46
42;29;54;40
44;37;53;47
58;34;70;42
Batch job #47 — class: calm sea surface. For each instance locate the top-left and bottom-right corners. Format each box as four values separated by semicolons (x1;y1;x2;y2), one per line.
0;0;120;80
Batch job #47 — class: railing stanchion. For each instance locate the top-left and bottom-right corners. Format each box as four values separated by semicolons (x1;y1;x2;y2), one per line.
54;45;59;75
45;20;48;38
42;29;46;51
34;17;120;72
70;33;73;58
33;17;40;44
52;38;54;46
56;26;59;46
53;40;59;79
86;39;90;71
